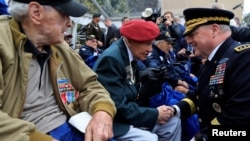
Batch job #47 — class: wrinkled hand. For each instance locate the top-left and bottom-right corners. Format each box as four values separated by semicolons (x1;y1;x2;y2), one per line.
174;85;189;94
177;80;189;89
85;111;113;141
140;67;161;82
97;40;103;47
157;105;174;125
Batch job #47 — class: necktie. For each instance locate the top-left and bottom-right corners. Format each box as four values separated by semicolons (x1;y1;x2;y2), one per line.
198;59;210;81
131;60;138;83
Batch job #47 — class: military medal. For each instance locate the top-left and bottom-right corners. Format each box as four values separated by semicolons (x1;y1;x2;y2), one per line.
212;103;222;113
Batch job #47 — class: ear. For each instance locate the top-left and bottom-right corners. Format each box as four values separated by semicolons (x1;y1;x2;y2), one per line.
211;24;220;37
27;2;45;24
211;24;220;32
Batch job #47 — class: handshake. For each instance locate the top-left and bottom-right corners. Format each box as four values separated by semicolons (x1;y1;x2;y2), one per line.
140;65;170;83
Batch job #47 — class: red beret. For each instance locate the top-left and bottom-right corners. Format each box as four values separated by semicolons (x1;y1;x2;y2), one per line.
120;19;160;42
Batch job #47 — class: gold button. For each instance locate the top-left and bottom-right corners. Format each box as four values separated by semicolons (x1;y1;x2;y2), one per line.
199;118;202;122
196;107;199;111
196;95;199;99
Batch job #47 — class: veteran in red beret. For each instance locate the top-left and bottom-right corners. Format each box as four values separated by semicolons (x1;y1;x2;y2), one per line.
93;19;182;141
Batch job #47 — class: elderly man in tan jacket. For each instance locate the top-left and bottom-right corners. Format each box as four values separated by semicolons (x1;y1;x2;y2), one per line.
0;0;116;141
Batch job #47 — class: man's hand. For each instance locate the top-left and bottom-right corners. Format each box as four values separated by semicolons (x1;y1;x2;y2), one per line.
157;105;174;124
85;111;113;141
174;85;189;94
177;80;189;89
97;40;103;47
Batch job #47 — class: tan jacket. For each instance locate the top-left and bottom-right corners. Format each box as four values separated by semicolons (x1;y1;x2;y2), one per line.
0;15;116;141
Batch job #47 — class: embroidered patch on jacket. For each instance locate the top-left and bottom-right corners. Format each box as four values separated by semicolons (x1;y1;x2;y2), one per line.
57;78;79;104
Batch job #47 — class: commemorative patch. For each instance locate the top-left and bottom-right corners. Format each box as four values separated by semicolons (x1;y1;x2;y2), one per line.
57;78;79;104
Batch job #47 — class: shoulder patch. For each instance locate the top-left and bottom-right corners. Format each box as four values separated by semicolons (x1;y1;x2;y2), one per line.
234;44;250;52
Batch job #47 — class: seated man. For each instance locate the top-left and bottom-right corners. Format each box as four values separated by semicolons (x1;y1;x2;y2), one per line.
142;31;196;96
141;32;199;140
93;19;181;141
79;34;103;68
0;0;116;141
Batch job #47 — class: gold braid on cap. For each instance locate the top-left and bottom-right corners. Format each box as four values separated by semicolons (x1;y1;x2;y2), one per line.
184;16;230;35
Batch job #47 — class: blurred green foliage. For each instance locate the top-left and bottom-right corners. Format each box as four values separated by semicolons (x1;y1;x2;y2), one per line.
243;13;250;28
77;0;159;17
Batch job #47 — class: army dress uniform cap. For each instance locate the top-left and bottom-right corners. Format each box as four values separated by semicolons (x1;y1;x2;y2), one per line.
155;31;176;43
120;19;160;42
14;0;88;17
183;8;234;36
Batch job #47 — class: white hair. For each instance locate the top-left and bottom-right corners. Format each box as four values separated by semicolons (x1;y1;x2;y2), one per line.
219;24;231;33
8;0;29;22
154;40;163;45
8;1;53;22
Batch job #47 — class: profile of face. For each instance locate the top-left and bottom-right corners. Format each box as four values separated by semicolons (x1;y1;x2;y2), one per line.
85;39;98;49
185;25;215;58
29;3;72;45
127;39;153;61
157;40;172;54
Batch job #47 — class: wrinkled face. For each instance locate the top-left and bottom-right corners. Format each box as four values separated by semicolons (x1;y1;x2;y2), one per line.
185;25;214;58
127;39;153;61
85;39;98;49
157;40;172;54
26;2;72;46
40;6;72;45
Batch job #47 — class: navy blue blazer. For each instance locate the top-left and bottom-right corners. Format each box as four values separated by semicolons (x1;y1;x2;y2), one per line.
93;38;158;137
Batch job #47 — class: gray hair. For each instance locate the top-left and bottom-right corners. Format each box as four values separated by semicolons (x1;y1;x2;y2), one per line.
8;0;29;22
154;40;163;45
219;24;231;33
203;24;231;33
8;1;53;22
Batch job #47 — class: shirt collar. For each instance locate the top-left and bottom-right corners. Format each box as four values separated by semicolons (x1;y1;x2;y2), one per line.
208;40;225;61
123;38;134;62
19;22;51;56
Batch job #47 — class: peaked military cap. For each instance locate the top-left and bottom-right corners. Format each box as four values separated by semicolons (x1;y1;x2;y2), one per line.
183;8;234;36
